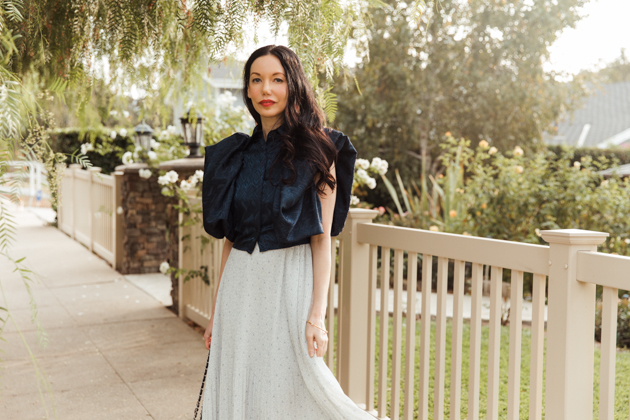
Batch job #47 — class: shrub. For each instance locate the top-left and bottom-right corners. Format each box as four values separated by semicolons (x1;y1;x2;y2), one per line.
595;295;630;349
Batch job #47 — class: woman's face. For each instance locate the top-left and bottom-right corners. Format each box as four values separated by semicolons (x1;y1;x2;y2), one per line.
247;54;288;128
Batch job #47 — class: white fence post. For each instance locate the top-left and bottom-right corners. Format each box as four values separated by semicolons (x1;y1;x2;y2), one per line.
87;166;102;252
540;229;608;420
113;171;124;271
69;163;81;239
337;208;379;407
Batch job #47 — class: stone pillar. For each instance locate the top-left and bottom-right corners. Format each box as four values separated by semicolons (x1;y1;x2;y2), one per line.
114;163;171;275
158;157;204;314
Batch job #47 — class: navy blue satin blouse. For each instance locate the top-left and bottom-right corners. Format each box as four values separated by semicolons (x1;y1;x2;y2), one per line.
202;124;357;254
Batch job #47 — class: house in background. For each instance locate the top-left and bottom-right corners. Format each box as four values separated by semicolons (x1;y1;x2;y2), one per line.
546;81;630;149
202;60;246;108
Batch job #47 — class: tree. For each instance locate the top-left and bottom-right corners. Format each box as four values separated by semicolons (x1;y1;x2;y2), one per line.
0;0;375;406
592;49;630;84
333;0;589;181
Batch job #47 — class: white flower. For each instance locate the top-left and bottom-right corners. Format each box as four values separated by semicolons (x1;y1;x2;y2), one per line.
159;262;170;274
110;130;117;139
574;161;581;168
122;151;133;165
366;176;377;189
80;143;93;155
132;151;139;160
350;195;360;206
186;175;198;188
625;238;630;245
194;170;204;182
158;175;170;186
134;144;142;153
116;206;123;215
488;147;498;155
139;169;152;179
150;139;160;150
167;125;177;135
377;160;388;175
513;146;524;157
217;91;237;107
185;148;190;156
356;168;368;182
159;130;170;140
161;187;170;195
166;170;179;183
148;151;158;161
355;159;370;170
123;110;130;118
109;110;118;116
180;180;193;191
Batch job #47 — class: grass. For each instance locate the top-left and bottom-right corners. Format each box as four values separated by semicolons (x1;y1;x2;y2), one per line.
331;315;630;420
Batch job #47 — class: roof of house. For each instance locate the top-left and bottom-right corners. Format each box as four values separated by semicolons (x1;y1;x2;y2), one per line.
546;81;630;148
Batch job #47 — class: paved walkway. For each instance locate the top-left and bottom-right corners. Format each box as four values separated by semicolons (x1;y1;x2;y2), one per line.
0;204;208;420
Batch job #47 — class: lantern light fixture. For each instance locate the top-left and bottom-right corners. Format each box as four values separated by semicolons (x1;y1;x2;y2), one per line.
133;121;154;152
180;109;205;158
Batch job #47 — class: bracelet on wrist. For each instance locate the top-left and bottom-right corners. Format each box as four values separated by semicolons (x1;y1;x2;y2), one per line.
307;320;328;334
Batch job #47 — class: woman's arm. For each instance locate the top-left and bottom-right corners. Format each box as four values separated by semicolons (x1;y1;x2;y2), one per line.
307;163;337;358
204;238;234;350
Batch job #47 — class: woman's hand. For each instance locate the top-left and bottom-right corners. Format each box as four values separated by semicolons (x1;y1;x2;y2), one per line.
306;315;328;358
204;317;213;350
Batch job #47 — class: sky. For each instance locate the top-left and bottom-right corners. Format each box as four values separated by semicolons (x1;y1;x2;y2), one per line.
544;0;630;75
234;0;630;78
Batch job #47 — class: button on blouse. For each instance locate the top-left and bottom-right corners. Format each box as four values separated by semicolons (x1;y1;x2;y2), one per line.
202;124;357;254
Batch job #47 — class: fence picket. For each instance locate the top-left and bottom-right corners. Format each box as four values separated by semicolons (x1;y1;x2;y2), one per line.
404;252;418;420
507;270;524;420
599;286;619;420
529;274;546;420
366;245;378;411
434;257;448;420
450;260;465;420
391;249;404;419
378;247;391;419
488;266;503;420
468;263;483;420
419;254;433;420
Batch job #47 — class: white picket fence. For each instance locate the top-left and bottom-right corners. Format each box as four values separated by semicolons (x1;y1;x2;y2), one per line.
58;164;123;268
179;202;630;420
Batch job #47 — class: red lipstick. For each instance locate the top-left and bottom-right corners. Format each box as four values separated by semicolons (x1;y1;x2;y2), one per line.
260;100;275;108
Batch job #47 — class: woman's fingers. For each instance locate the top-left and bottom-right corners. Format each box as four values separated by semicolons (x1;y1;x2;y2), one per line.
306;328;328;358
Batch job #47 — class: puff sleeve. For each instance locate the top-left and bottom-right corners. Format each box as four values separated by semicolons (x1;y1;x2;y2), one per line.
201;133;249;241
328;130;357;236
271;129;357;242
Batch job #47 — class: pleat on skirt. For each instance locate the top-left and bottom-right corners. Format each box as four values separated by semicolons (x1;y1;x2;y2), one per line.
201;242;375;420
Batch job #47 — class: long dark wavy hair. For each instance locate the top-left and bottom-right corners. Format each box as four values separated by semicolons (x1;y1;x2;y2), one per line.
242;45;337;196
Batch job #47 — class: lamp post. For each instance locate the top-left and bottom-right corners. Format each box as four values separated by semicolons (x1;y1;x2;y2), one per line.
133;122;154;151
180;109;205;158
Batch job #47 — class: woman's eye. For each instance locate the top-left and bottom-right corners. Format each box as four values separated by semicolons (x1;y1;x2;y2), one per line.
274;78;284;83
252;77;261;83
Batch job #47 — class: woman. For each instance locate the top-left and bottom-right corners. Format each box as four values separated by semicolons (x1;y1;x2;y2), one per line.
200;45;374;419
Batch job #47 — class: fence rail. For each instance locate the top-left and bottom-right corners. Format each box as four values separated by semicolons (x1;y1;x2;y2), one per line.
178;204;630;420
58;164;122;268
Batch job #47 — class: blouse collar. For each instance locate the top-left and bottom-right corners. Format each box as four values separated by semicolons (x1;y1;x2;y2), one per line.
251;123;286;143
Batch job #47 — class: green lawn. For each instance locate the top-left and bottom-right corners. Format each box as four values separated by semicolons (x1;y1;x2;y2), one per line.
332;315;630;420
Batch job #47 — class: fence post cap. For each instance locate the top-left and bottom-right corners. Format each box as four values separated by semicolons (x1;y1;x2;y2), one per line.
88;166;102;173
68;163;82;169
540;229;608;245
347;208;379;220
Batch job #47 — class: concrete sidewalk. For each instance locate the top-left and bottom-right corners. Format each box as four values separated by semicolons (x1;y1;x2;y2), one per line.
0;205;208;420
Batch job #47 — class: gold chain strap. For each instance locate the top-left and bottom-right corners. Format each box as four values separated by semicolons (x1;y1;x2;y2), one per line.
307;320;328;334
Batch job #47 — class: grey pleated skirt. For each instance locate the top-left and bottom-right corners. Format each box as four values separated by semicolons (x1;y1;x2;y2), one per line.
201;242;375;420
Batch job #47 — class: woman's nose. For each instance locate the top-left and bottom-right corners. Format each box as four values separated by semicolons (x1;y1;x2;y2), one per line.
262;80;271;95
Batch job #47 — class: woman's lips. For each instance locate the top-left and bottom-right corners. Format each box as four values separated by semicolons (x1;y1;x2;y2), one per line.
259;100;275;108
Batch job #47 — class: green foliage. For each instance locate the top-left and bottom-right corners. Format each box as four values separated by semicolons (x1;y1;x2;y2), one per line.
47;128;134;175
596;295;630;350
334;0;589;181
547;145;630;167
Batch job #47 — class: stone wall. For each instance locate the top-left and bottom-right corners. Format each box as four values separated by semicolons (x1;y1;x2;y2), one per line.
115;163;173;275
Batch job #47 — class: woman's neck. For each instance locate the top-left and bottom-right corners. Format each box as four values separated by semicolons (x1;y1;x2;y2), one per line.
261;117;283;141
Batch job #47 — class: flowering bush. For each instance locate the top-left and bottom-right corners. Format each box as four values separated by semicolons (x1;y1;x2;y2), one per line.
351;157;389;206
